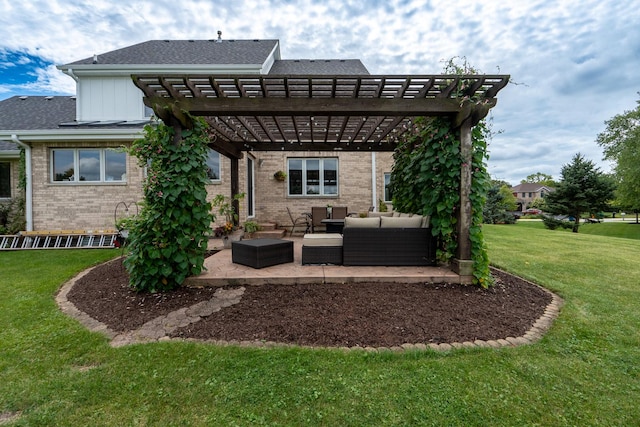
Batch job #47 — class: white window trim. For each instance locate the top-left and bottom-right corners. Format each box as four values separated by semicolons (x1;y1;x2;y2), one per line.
287;157;339;197
383;172;393;203
206;149;222;183
51;148;127;184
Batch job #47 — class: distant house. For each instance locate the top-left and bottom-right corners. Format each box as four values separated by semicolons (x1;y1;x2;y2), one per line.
510;183;554;211
0;39;394;232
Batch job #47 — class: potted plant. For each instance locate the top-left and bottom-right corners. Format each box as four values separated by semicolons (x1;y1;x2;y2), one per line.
273;170;287;181
243;221;261;238
211;193;245;248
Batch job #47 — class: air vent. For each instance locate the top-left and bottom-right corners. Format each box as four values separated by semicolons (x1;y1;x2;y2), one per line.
19;96;28;100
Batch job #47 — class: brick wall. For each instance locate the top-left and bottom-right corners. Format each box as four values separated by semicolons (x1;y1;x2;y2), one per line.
30;141;145;231
28;143;395;232
245;151;394;228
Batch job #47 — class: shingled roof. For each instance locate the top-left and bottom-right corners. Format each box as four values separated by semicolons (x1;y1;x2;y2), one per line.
0;96;76;130
510;183;554;192
63;39;280;66
269;59;369;75
0;140;19;153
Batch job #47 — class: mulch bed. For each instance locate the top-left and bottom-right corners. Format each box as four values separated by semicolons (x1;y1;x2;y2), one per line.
66;257;552;347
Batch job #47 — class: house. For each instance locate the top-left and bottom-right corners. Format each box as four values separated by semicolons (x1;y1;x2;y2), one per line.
510;182;554;211
0;38;394;232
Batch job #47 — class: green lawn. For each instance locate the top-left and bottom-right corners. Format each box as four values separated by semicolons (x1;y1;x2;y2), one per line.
518;218;640;240
1;226;639;426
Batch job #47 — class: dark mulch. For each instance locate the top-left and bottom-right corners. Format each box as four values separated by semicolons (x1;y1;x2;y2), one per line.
66;257;552;347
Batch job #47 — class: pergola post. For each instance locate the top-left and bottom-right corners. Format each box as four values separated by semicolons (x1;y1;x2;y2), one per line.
452;118;473;279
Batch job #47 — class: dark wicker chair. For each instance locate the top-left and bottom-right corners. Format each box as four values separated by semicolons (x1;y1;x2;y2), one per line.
331;206;348;219
310;206;327;233
286;207;310;236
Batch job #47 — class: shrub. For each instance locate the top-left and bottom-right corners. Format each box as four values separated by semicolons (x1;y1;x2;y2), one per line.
542;215;574;230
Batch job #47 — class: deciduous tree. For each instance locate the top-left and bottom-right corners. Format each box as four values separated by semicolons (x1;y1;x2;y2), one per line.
521;172;556;187
596;97;640;219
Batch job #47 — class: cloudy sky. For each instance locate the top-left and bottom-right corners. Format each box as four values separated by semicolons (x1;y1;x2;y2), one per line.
1;0;639;184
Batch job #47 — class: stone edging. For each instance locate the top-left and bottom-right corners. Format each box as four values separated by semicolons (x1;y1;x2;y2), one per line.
56;264;563;351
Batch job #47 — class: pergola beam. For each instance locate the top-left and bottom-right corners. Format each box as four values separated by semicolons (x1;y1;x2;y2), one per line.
143;96;462;116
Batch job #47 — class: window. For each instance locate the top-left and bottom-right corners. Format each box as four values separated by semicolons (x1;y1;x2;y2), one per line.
51;148;126;183
0;162;10;198
206;148;221;181
384;172;393;202
287;158;338;196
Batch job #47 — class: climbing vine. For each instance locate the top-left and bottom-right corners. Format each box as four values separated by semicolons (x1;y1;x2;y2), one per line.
123;116;214;292
390;116;493;287
390;59;496;287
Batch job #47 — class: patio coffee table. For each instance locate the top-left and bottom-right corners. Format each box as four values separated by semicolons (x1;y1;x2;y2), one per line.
320;218;345;233
231;238;294;269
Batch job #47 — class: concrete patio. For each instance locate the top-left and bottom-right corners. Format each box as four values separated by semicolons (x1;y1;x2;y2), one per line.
186;237;462;287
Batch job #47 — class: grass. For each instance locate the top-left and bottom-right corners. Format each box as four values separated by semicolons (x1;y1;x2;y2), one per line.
1;229;639;426
518;218;640;240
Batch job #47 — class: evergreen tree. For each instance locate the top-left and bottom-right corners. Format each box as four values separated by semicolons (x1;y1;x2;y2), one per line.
544;153;615;232
483;183;517;224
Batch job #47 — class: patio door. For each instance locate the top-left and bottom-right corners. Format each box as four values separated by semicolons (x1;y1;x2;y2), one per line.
246;157;255;218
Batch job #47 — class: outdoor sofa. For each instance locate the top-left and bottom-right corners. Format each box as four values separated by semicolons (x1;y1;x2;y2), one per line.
341;214;437;266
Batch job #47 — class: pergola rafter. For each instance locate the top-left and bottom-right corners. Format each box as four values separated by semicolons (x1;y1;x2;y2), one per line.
133;74;508;153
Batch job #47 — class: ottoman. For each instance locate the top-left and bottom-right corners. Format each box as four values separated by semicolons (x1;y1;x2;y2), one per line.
232;238;294;269
302;233;343;265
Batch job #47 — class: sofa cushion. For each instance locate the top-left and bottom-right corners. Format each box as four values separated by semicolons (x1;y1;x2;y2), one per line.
303;233;343;247
367;211;393;218
344;217;380;228
380;215;423;228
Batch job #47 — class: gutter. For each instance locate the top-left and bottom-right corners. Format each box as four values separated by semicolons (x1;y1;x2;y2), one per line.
11;135;33;231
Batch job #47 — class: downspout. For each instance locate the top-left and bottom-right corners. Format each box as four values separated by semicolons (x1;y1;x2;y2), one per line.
11;135;33;231
66;68;79;82
371;152;377;211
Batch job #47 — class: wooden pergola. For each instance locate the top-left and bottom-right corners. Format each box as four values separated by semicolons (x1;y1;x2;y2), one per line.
133;74;509;278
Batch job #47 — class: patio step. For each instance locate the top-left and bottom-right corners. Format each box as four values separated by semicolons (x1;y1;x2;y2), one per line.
252;229;286;239
258;222;278;231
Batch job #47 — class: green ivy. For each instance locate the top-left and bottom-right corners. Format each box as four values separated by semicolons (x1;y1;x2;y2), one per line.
469;122;493;287
390;116;493;288
123;116;214;292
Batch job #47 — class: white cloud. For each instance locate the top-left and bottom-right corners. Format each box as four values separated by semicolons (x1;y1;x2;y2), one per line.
0;0;639;183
